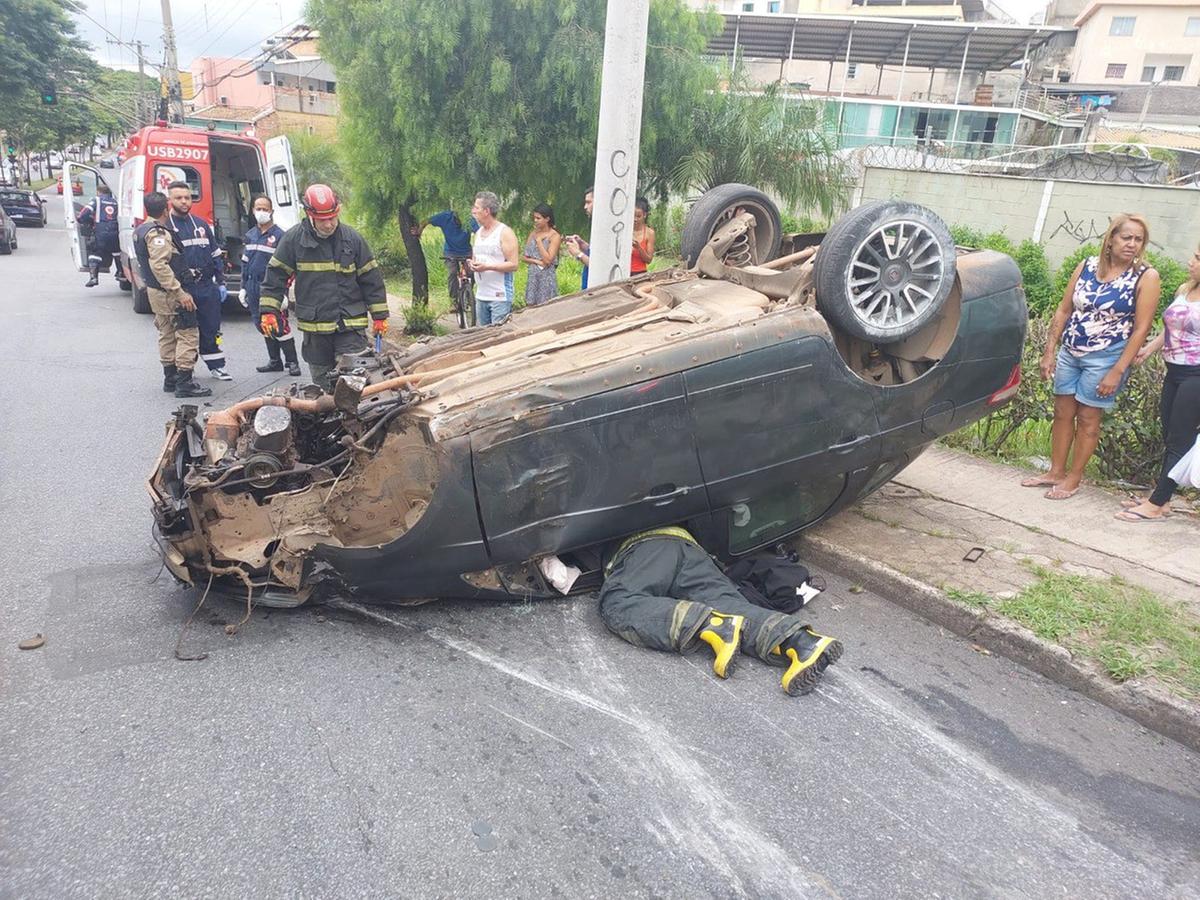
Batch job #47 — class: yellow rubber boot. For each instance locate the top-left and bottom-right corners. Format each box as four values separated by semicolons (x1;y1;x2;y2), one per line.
697;612;744;679
771;627;843;696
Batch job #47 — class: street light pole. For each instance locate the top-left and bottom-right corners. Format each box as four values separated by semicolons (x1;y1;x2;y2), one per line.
587;0;651;288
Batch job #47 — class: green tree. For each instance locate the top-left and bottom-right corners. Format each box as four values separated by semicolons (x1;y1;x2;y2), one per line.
670;67;847;220
310;0;722;305
0;0;99;176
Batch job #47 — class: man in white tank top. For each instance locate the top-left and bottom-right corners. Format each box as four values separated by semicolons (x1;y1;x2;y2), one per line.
469;191;519;326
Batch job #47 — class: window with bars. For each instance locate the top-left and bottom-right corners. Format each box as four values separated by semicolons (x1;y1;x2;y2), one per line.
1163;65;1185;81
1105;63;1127;79
847;62;858;79
1110;16;1135;36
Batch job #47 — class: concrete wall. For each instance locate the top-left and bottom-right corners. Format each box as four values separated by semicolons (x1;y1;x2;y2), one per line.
858;166;1200;265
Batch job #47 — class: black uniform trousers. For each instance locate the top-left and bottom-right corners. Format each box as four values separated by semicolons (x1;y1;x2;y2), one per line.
598;537;808;661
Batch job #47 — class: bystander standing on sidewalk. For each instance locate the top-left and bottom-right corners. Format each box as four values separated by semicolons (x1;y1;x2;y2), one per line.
1022;213;1160;500
468;191;519;326
1117;243;1200;521
522;203;560;307
564;186;593;290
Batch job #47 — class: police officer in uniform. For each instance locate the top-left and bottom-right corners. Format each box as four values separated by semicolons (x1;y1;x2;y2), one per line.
133;192;211;398
259;184;389;391
239;195;300;375
599;527;843;695
78;184;120;287
166;180;232;382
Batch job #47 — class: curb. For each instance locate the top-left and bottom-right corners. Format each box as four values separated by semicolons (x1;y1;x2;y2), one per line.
801;533;1200;755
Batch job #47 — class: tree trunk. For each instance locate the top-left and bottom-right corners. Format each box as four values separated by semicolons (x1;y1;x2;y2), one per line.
397;200;429;308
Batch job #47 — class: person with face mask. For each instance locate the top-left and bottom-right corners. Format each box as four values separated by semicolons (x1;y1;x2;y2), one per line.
258;184;389;391
166;180;232;382
239;195;300;376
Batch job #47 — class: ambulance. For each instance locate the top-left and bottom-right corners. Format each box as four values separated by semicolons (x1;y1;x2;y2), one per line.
63;122;298;313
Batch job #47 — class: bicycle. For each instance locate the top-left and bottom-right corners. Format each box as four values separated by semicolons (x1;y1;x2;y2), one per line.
445;255;476;329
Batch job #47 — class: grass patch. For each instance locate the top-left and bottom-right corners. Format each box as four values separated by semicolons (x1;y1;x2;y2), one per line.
945;587;994;609
996;568;1200;696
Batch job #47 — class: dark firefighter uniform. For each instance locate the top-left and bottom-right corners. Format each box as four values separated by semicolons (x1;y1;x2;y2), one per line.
77;192;120;286
599;527;843;695
169;211;227;373
133;219;206;396
259;219;388;389
240;221;297;369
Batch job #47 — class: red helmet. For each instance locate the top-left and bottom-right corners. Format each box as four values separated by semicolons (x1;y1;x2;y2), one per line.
302;183;340;220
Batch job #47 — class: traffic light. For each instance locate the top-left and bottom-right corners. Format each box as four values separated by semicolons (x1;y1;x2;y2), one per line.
41;83;57;105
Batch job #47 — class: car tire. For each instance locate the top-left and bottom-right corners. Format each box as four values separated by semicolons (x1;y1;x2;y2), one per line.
813;200;956;345
133;285;152;314
0;237;10;255
680;183;783;268
117;276;132;292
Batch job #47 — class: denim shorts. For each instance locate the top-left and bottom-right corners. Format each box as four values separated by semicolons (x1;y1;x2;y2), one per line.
1053;340;1129;410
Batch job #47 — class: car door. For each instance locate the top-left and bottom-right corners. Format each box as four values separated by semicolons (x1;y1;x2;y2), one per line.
684;333;880;554
471;374;709;562
263;136;299;230
62;160;110;271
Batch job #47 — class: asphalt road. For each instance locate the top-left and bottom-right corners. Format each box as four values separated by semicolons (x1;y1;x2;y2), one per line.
2;208;1198;898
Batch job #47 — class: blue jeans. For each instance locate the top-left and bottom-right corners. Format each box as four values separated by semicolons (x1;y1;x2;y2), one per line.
476;297;512;327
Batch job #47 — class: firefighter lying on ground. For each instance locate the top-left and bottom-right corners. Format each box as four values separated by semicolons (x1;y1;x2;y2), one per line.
598;527;843;695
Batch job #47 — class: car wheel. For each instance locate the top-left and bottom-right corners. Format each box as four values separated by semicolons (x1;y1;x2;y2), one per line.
0;236;10;255
680;183;783;268
133;285;152;314
117;276;132;292
813;200;956;345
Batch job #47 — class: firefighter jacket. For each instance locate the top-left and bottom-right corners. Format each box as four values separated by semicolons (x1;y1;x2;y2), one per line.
134;220;191;295
239;222;285;306
168;212;224;286
78;194;120;251
259;220;388;333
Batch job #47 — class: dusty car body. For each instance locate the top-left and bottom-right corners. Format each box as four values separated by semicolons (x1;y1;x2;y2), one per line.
149;192;1026;607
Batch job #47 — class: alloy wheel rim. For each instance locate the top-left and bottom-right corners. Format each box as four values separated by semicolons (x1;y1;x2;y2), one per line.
844;219;944;331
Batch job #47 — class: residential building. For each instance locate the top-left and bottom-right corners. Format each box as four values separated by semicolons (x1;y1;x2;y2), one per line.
1068;1;1200;85
182;25;338;140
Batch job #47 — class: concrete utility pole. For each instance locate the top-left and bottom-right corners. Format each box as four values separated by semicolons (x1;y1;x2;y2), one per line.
160;0;185;123
587;0;651;288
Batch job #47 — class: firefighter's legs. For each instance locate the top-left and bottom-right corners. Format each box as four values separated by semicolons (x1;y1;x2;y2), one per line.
301;329;367;391
192;283;229;376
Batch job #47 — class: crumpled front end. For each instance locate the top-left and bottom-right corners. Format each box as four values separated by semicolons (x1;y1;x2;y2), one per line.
148;352;441;606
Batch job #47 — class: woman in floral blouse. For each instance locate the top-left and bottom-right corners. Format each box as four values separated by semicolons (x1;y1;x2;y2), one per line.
1022;214;1160;499
1117;243;1200;520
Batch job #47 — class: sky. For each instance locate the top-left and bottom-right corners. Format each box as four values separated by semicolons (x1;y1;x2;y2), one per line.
73;0;308;73
73;0;1056;74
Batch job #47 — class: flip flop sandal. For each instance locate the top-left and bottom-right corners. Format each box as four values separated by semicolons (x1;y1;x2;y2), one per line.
1021;476;1061;487
1115;509;1167;522
1045;486;1079;500
1120;498;1171;516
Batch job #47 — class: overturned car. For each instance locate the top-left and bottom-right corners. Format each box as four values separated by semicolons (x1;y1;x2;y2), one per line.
149;185;1027;607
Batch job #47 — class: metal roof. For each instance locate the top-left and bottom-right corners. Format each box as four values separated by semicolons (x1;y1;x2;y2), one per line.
707;14;1073;72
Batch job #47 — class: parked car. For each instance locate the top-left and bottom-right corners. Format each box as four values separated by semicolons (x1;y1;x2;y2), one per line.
98;157;116;168
0;188;46;226
148;185;1027;608
0;206;18;254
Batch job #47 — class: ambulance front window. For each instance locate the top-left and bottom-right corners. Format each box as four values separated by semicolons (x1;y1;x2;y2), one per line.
154;164;202;200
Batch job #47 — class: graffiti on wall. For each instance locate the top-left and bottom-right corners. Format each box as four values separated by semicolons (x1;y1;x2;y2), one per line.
1046;211;1107;245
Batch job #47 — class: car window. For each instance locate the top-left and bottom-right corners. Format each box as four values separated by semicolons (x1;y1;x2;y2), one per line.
0;191;30;203
154;164;202;199
729;475;845;554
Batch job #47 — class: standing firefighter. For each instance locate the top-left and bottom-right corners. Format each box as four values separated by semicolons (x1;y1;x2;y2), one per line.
78;184;120;288
132;191;211;398
258;184;389;390
166;181;232;382
239;195;300;376
599;528;843;695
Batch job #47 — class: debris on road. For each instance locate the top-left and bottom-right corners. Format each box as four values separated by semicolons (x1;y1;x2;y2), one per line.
17;634;45;650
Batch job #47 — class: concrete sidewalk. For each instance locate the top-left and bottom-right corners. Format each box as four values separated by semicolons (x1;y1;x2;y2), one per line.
801;445;1200;751
813;445;1200;614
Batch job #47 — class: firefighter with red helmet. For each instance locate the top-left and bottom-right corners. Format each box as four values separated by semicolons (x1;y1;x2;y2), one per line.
258;184;389;390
